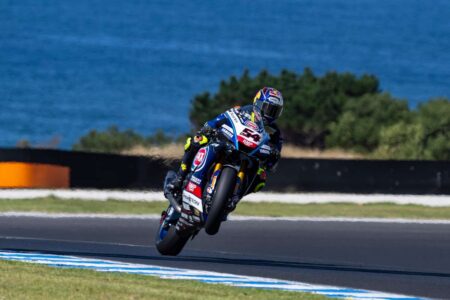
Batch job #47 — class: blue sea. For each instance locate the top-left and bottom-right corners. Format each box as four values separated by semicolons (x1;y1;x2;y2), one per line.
1;0;449;148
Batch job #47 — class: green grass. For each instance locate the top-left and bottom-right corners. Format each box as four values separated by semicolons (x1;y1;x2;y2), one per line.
0;260;328;300
0;196;449;219
0;196;167;214
235;201;450;219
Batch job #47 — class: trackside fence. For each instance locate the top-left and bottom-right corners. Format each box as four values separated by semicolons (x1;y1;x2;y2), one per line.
0;148;448;194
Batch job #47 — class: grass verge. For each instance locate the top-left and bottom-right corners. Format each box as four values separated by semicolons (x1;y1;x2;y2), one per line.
0;197;449;219
0;260;328;300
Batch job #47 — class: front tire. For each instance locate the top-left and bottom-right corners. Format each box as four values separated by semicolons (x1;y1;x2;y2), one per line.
204;167;236;235
155;225;190;256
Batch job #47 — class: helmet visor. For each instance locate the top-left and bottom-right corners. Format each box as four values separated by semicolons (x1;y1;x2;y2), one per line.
261;102;283;120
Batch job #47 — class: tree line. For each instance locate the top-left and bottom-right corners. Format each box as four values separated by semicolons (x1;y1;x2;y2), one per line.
190;69;449;160
74;68;449;160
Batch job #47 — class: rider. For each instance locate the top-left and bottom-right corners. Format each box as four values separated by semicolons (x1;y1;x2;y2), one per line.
168;87;284;201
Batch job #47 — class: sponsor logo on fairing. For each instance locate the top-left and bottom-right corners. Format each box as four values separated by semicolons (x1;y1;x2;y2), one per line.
237;135;258;149
245;120;259;131
220;124;234;139
185;181;202;198
190;176;202;185
187;196;201;208
227;110;241;125
191;147;209;171
182;191;203;212
187;182;196;192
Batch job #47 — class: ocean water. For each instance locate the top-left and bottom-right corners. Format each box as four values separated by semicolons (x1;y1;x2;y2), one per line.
1;0;449;148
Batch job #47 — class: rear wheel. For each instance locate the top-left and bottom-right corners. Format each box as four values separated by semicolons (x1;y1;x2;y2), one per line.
204;167;236;235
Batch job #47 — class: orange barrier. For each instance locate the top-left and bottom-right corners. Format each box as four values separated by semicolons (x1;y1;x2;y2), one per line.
0;162;69;188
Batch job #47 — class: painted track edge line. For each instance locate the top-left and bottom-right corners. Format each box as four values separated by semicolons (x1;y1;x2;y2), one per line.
0;250;423;300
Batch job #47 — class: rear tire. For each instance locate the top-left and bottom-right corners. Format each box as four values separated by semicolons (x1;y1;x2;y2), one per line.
204;167;236;235
156;225;190;256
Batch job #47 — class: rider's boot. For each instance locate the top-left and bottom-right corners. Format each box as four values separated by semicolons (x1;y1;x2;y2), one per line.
227;195;240;213
222;195;240;221
166;135;201;192
167;134;209;200
166;163;189;198
166;172;184;193
167;175;183;191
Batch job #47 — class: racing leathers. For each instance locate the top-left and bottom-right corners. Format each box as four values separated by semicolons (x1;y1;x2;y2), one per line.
170;105;282;199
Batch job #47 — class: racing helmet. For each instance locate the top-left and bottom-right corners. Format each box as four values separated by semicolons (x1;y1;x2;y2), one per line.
253;87;284;124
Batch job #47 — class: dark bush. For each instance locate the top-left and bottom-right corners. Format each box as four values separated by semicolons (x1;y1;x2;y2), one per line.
418;99;450;160
326;93;411;152
373;99;450;160
190;68;379;148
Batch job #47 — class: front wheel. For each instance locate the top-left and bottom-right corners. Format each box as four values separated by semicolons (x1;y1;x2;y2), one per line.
155;225;190;256
155;209;190;256
204;167;237;235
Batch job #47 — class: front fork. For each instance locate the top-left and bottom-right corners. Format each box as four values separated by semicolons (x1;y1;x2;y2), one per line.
204;163;222;210
231;161;247;210
205;160;247;213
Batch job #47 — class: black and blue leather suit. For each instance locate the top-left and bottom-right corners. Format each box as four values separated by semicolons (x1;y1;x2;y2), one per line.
176;105;283;194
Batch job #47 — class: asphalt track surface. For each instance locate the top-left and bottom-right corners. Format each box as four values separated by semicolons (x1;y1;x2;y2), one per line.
0;216;449;299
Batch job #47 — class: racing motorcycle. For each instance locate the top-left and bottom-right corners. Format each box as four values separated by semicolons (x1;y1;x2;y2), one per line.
155;108;275;256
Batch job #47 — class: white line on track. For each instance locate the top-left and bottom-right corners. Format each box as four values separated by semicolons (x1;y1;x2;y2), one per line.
0;250;423;300
1;211;450;224
0;189;449;206
0;235;148;248
0;212;161;219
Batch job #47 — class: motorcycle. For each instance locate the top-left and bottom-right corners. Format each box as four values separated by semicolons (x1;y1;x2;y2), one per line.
155;108;274;256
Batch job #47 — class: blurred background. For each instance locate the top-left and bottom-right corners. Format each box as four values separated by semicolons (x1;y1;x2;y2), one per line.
1;0;449;161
